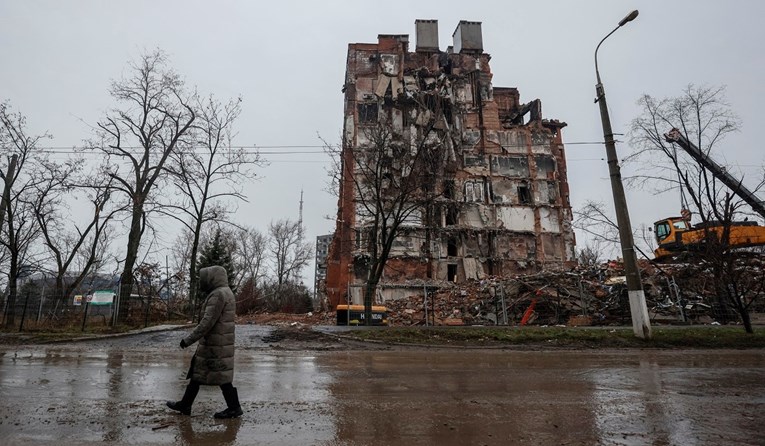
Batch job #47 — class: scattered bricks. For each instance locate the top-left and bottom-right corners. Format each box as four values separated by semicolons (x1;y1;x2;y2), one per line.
567;315;592;327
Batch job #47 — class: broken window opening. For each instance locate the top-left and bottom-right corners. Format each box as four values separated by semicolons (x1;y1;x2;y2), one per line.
447;238;458;256
433;206;443;227
491;156;529;177
547;182;558;204
470;72;481;107
464;182;474;202
392;235;415;251
358;103;379;124
443;180;455;199
421;171;437;194
447;264;458;282
518;183;532;205
535;155;556;179
445;205;458;226
464;154;485;167
475;181;484;202
464;181;485;203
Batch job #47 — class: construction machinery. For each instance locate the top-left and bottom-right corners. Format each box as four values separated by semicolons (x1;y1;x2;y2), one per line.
653;216;765;260
336;304;388;326
653;129;765;261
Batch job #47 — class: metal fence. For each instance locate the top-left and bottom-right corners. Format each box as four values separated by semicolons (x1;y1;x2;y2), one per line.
0;289;190;332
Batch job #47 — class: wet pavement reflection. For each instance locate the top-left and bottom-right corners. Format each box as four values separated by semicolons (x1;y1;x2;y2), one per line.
0;327;763;445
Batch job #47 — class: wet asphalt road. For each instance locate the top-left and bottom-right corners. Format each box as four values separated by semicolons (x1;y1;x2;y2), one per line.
0;325;764;445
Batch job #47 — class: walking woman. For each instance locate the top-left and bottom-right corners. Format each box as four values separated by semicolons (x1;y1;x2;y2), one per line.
167;265;243;418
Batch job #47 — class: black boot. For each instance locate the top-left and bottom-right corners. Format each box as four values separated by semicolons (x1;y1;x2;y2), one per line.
214;385;243;419
167;381;200;416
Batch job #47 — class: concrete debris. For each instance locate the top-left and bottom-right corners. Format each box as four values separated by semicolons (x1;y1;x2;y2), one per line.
382;258;765;327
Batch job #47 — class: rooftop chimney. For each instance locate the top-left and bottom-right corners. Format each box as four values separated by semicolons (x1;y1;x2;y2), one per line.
415;19;439;52
452;20;483;54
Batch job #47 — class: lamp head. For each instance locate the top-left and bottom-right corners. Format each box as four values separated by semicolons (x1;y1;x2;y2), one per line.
618;10;639;26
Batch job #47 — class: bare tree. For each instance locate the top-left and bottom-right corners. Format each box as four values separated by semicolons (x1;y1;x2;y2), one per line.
168;230;193;288
700;195;762;332
228;226;268;315
268;219;312;287
165;229;197;317
160;95;260;314
30;159;119;306
573;201;620;247
91;50;196;324
0;101;47;327
325;81;453;323
628;84;764;332
340;117;449;324
232;226;268;291
626;84;742;219
573;200;661;269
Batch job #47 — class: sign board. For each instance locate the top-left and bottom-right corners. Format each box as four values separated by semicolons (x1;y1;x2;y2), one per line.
89;290;115;306
73;295;83;306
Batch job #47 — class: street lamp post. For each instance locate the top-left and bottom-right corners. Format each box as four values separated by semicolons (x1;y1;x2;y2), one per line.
595;10;652;339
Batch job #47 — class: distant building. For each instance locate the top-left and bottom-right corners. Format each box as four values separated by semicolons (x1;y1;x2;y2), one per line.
314;234;333;304
325;20;576;310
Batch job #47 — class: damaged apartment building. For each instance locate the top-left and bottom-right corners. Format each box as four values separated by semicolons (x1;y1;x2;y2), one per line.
325;20;576;309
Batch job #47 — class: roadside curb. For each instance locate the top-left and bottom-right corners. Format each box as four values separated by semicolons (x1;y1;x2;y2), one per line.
42;324;192;344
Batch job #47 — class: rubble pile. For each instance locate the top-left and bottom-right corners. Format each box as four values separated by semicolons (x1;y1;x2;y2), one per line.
383;258;765;327
232;257;765;328
385;270;629;327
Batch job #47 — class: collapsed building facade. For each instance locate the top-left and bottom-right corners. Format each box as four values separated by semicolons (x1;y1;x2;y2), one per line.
325;20;576;309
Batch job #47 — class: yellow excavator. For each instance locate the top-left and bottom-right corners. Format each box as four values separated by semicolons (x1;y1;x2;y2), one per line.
653;216;765;260
653;129;765;261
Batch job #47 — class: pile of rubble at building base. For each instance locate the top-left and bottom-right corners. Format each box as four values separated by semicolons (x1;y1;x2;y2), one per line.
384;271;621;327
382;260;765;327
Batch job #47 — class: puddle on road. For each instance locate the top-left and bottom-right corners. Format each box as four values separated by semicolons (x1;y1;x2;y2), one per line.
0;346;763;445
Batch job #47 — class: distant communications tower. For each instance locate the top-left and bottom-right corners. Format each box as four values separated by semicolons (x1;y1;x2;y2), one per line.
298;188;304;236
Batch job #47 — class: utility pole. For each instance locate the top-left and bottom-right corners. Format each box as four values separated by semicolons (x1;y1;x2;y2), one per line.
594;10;652;339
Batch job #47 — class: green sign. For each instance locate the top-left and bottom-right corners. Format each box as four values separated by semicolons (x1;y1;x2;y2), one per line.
89;290;115;306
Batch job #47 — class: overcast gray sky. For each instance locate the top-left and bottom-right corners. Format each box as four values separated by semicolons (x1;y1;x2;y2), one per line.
2;1;764;278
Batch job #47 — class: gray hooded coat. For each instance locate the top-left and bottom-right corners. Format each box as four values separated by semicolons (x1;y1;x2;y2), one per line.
183;266;236;385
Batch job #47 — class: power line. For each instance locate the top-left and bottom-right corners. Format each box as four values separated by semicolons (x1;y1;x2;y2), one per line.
24;140;611;155
55;146;326;151
30;148;328;155
20;143;765;167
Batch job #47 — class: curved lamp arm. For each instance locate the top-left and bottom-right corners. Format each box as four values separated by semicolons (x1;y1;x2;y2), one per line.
595;10;639;85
